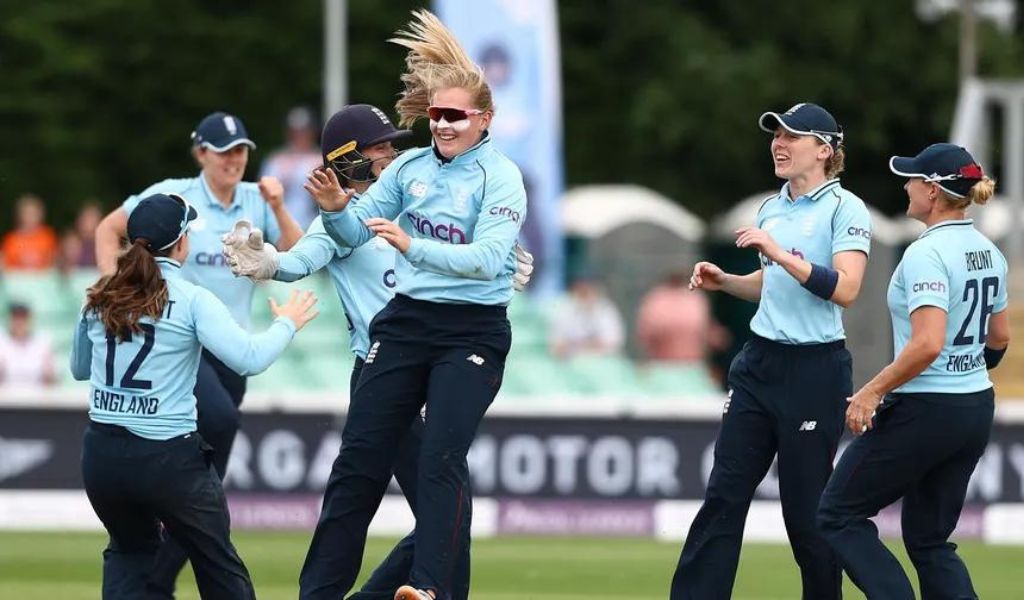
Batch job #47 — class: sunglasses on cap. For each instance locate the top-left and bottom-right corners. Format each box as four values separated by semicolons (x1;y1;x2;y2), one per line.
427;106;485;123
922;163;985;183
161;194;194;250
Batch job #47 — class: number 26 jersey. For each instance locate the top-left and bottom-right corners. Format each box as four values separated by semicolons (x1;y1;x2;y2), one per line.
888;219;1008;394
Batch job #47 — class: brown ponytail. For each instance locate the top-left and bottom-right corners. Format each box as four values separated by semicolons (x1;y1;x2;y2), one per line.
85;239;169;341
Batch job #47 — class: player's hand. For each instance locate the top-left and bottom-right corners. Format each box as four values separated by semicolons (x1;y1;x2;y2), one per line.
690;262;727;291
513;244;534;292
222;220;279;281
304;167;355;212
846;387;882;436
270;289;319;331
258;176;285;210
365;218;411;253
735;227;785;263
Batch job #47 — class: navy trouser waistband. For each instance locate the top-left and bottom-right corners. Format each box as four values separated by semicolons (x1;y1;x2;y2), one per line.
392;293;507;319
88;421;195;442
749;334;845;354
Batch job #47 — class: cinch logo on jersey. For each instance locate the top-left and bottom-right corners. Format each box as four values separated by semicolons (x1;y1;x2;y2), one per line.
406;211;467;244
92;390;160;415
383;268;396;289
847;226;872;240
488;206;521;223
912;280;947;293
760;248;805;267
195;252;229;267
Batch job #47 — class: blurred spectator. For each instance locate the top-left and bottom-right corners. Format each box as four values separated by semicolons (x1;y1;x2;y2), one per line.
636;270;730;364
57;202;103;272
1;194;59;270
549;274;625;359
260;106;323;230
0;303;56;387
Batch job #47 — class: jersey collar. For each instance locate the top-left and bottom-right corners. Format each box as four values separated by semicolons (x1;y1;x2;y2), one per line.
199;171;240;211
155;257;183;279
918;218;974;239
430;131;493;166
779;178;841;203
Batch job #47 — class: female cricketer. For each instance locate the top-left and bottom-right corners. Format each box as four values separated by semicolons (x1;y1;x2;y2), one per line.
818;143;1009;599
298;10;526;600
224;102;533;599
93;111;304;598
674;102;872;599
72;192;317;599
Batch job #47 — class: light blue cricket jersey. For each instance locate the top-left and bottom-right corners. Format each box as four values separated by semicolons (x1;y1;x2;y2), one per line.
888;220;1008;394
123;174;282;329
275;208;395;359
321;135;527;306
70;259;297;440
750;179;872;344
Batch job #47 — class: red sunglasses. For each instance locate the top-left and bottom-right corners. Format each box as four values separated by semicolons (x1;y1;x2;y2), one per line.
427;106;485;122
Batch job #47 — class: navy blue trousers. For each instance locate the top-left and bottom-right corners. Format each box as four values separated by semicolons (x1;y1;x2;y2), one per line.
346;359;470;600
82;422;254;600
147;350;246;599
301;295;509;600
817;389;994;600
672;336;849;600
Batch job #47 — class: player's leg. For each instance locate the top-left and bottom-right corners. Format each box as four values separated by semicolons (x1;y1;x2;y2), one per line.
349;363;426;600
902;392;993;600
152;433;255;600
82;424;163;599
147;355;239;599
300;303;431;600
403;317;509;599
817;398;929;599
671;342;778;600
775;345;849;599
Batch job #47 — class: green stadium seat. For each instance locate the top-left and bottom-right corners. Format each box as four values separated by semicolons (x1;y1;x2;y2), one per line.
636;363;718;397
565;355;640;395
2;272;79;321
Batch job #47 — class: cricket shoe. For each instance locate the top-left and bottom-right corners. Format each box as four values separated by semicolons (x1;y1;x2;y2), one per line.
394;586;434;600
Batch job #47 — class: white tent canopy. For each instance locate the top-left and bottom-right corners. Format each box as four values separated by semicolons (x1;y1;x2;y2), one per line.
561;185;706;241
711;191;917;245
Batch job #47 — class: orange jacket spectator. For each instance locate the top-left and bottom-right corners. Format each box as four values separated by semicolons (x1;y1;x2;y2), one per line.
2;194;58;270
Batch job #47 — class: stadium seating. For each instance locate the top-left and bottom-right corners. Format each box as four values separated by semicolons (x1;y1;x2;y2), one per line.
1;271;722;400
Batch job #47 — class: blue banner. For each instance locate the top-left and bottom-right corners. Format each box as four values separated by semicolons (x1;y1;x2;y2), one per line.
434;0;565;296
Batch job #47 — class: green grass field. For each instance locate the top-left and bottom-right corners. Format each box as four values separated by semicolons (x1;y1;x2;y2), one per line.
1;532;1022;599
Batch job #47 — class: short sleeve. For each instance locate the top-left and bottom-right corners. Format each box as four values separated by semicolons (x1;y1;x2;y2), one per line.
831;196;872;255
901;245;950;313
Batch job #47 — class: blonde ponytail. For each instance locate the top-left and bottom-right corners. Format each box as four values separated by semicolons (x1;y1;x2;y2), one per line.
389;10;493;127
967;176;996;206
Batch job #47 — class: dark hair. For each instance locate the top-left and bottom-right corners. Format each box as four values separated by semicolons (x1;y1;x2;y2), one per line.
85;239;169;341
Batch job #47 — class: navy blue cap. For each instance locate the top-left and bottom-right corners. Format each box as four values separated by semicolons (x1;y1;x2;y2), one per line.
759;103;844;148
190;111;256;152
127;193;198;251
889;143;985;199
321;104;412;165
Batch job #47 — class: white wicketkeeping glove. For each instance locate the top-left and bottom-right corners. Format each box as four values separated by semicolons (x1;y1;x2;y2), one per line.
221;219;279;281
513;244;534;292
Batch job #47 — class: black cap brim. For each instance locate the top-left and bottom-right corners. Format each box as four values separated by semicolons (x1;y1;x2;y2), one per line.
758;111;842;147
364;129;414;148
889;156;923;178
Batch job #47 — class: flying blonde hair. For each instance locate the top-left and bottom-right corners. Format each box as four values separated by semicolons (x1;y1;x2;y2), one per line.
389;9;494;127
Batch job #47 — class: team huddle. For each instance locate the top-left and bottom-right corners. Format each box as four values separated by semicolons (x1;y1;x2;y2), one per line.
69;9;1008;600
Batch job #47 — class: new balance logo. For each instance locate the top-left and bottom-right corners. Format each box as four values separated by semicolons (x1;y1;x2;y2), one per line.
365;341;380;364
467;354;485;366
799;421;817;431
0;436;53;482
723;388;733;414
